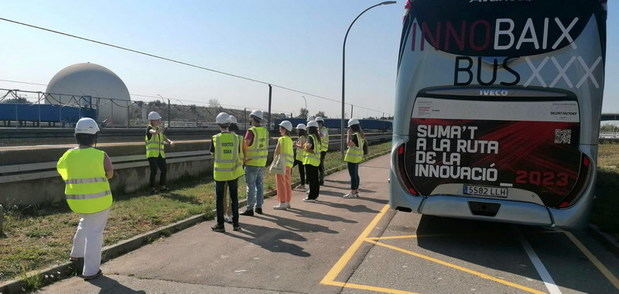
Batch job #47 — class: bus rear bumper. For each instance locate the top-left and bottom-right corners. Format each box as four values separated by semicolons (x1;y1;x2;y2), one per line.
418;195;553;226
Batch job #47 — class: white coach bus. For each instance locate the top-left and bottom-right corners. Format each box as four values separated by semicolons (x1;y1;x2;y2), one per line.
390;0;607;228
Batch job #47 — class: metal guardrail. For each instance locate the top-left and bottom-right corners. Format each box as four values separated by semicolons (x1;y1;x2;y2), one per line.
0;133;392;184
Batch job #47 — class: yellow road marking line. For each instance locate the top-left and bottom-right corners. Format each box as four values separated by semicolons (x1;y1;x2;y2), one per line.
323;280;419;294
365;239;546;294
320;204;390;284
366;234;418;240
325;281;418;294
561;230;619;290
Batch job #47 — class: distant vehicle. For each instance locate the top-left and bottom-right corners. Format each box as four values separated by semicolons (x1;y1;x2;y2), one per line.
390;0;607;228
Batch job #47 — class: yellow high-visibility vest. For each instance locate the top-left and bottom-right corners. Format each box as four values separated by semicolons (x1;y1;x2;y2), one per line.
278;136;294;168
57;148;113;214
145;126;166;158
344;133;365;163
303;134;321;167
295;136;306;162
213;132;243;181
245;126;269;167
235;134;245;179
320;127;329;152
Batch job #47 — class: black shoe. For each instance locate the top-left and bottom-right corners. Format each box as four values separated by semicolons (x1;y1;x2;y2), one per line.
150;188;158;195
233;225;241;231
240;209;254;216
255;208;263;215
160;185;169;192
211;224;225;232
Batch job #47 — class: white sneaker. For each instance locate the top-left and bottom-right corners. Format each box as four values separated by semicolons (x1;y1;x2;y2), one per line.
284;203;291;209
303;198;316;203
343;193;359;198
354;192;360;198
273;203;287;210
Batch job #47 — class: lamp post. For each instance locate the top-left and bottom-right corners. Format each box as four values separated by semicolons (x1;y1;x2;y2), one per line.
302;95;308;120
341;1;396;157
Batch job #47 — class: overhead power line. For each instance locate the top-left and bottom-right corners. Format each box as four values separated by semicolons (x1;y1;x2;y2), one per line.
0;17;390;115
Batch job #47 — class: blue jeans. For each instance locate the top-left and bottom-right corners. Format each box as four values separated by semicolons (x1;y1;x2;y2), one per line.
245;166;264;209
347;162;360;190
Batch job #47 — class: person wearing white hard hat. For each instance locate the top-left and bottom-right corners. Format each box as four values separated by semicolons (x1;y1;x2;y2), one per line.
293;123;308;191
314;116;329;185
241;110;269;216
145;111;175;194
343;119;367;198
210;112;243;232
302;120;322;202
273;120;294;210
221;114;241;224
56;118;114;280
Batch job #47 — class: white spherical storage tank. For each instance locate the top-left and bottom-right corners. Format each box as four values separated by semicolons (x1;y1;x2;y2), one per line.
45;63;130;127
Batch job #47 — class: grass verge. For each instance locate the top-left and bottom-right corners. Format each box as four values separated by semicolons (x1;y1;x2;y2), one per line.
592;143;619;239
0;141;392;282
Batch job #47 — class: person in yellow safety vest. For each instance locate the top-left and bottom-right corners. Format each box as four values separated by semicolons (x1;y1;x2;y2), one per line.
210;112;243;232
221;114;242;224
293;123;307;191
240;109;269;216
56;117;114;280
145;111;175;194
315;116;329;185
343;119;367;198
273;120;295;210
302;120;322;202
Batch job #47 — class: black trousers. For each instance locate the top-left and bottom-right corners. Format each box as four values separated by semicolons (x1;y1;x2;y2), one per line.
319;151;326;184
305;164;320;200
148;156;167;187
293;159;305;185
216;179;239;226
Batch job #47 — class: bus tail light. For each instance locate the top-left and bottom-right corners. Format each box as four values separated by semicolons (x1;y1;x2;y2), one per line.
556;153;593;209
395;143;419;196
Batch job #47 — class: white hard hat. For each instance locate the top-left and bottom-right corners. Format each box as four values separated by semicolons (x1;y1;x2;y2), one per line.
148;111;162;120
315;116;324;122
215;112;230;124
227;115;238;124
279;120;293;131
75;117;100;134
348;118;360;127
307;120;319;128
250;109;264;120
296;123;306;130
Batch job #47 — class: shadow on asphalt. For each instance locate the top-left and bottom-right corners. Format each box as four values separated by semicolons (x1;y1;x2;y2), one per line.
225;223;311;257
88;275;146;294
286;208;357;224
255;213;338;234
313;200;380;213
415;215;613;293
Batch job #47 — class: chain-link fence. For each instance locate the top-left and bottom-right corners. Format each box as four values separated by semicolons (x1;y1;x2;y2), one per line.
0;88;291;128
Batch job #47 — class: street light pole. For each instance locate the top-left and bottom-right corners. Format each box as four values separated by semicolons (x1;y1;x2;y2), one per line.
302;95;308;120
341;1;396;157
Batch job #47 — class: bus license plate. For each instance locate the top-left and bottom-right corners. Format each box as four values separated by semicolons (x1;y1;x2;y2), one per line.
463;185;508;198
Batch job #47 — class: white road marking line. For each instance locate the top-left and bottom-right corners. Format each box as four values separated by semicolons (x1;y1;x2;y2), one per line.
517;228;562;294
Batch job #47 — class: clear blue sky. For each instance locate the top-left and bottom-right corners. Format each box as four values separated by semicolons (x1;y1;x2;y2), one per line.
0;1;617;118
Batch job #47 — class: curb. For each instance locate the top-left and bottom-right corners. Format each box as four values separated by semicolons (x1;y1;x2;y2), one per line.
0;147;391;294
588;224;619;256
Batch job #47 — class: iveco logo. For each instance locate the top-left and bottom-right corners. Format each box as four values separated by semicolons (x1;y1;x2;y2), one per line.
480;89;509;96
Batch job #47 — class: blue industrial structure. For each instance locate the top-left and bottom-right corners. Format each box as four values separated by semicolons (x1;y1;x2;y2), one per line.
273;118;392;131
0;103;97;126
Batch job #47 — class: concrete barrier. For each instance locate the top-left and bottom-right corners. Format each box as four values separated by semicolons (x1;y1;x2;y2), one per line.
0;134;391;206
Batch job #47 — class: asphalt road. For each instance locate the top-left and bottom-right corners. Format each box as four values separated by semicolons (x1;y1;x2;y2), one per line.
39;155;619;294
